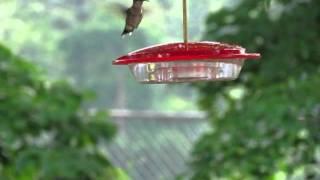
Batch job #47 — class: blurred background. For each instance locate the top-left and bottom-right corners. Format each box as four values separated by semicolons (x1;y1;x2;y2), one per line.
0;0;319;179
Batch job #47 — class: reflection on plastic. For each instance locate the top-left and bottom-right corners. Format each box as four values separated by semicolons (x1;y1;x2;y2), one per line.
129;59;244;83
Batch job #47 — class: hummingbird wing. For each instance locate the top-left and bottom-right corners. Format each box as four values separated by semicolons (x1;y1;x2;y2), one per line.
106;3;128;17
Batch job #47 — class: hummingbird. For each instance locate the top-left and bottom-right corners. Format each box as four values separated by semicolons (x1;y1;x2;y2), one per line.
121;0;148;36
107;0;148;36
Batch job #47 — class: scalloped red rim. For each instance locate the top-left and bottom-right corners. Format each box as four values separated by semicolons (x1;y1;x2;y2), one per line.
113;42;261;65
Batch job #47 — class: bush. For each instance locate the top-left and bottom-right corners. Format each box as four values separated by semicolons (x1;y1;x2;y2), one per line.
0;44;124;179
190;0;320;179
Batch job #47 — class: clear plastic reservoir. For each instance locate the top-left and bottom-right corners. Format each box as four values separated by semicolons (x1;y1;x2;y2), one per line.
128;59;244;83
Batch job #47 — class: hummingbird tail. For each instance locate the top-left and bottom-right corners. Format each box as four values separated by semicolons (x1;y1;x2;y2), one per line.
121;29;133;36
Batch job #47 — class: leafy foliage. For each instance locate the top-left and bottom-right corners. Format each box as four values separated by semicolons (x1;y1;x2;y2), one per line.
190;0;320;179
0;44;124;179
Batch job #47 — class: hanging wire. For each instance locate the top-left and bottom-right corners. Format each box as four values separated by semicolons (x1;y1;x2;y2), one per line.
183;0;188;44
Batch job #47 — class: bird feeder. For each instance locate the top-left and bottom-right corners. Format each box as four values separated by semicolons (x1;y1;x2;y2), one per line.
113;0;260;84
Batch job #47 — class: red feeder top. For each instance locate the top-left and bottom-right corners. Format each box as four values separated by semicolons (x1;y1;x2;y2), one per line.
113;41;260;65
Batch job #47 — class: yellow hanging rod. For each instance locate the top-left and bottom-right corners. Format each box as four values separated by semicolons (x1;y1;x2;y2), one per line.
183;0;188;44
